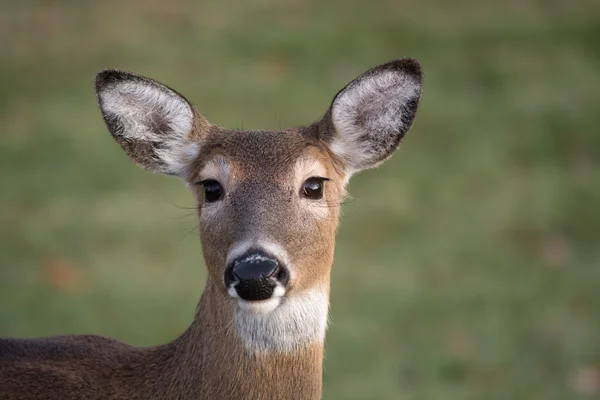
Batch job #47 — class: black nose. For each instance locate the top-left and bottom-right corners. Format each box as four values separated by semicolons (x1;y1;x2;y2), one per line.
225;250;289;301
233;255;279;280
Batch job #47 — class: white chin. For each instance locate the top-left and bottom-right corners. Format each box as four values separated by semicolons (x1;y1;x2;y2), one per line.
237;297;282;315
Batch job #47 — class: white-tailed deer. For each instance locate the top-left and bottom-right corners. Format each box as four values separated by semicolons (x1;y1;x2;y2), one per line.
0;58;423;399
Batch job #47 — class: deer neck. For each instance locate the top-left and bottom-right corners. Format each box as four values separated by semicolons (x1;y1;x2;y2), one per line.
165;279;329;399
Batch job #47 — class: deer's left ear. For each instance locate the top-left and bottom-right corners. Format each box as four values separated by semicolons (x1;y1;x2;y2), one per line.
321;58;423;173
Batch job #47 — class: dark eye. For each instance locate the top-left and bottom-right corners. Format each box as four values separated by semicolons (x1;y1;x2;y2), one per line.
200;180;223;203
302;177;326;200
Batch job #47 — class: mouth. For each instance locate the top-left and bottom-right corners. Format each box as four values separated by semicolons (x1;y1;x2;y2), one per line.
229;291;285;315
224;249;290;315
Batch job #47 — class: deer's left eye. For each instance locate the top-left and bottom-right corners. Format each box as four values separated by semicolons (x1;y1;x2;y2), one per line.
200;180;223;203
301;177;327;200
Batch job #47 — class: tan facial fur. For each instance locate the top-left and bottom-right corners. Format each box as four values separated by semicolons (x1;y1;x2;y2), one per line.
190;133;345;297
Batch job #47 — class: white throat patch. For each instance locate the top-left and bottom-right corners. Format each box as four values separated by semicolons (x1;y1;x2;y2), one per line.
234;288;329;353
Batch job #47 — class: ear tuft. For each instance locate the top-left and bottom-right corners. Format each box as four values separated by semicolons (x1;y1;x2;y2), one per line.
327;58;423;172
95;69;199;176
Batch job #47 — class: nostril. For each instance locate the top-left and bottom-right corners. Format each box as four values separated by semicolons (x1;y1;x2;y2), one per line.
224;265;236;288
275;265;289;287
268;265;279;278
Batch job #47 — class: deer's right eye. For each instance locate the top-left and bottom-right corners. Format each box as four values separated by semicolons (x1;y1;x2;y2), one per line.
301;177;327;200
200;180;223;203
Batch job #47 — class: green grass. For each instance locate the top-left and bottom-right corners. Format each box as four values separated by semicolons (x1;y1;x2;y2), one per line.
1;0;599;398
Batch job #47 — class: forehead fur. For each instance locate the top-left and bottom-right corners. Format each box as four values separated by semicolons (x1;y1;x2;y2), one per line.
187;126;345;182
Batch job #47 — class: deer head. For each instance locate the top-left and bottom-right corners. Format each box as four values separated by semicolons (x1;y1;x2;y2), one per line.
95;59;423;352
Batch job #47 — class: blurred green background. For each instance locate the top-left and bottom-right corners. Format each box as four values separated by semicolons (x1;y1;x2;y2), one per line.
1;0;599;398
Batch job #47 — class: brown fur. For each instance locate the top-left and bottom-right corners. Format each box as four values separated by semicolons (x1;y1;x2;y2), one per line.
191;126;345;296
0;283;321;399
0;58;423;399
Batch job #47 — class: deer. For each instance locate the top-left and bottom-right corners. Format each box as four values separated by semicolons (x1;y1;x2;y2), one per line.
0;58;423;399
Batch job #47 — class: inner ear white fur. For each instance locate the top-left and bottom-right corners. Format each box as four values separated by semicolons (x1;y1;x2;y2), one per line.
99;79;197;175
330;69;421;171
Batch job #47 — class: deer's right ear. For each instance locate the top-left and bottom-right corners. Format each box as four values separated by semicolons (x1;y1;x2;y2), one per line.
95;70;208;176
320;58;423;175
